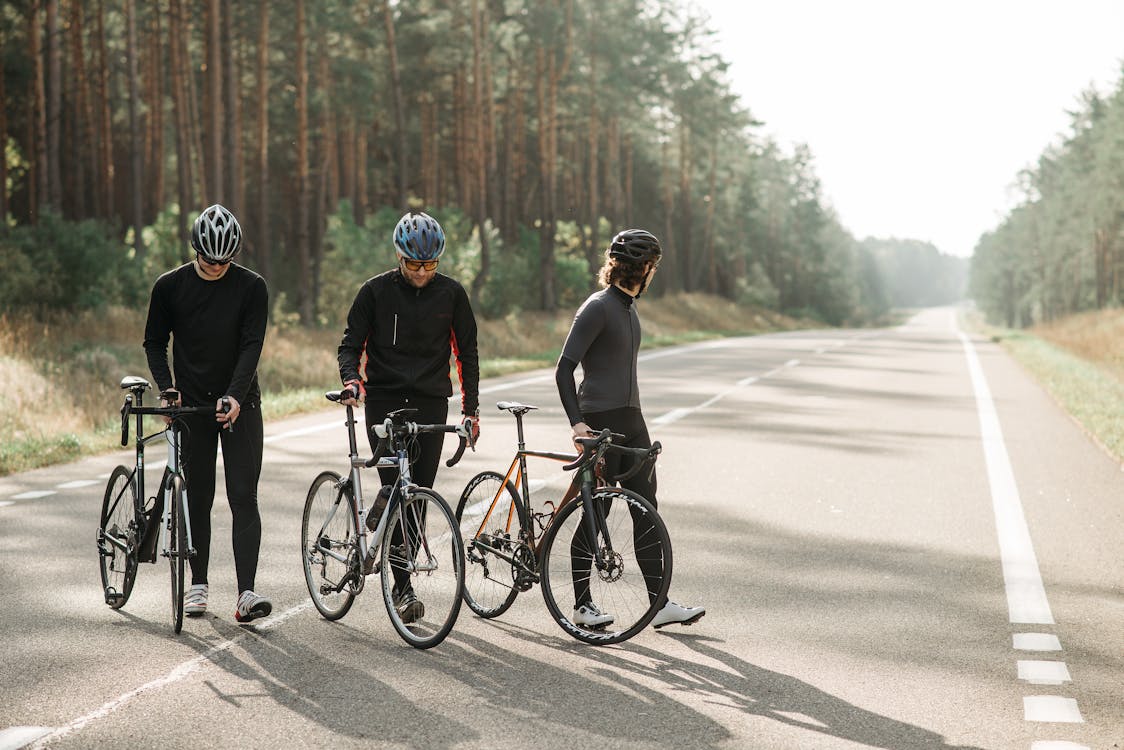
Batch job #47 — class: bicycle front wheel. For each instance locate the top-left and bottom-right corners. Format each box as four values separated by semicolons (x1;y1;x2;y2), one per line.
381;488;464;649
456;470;523;618
301;471;358;620
168;475;187;634
98;465;139;609
539;487;672;645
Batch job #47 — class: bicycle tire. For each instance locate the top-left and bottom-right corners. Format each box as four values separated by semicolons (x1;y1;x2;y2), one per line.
168;475;187;634
456;470;524;618
381;488;464;649
301;471;358;620
98;465;139;609
539;487;672;645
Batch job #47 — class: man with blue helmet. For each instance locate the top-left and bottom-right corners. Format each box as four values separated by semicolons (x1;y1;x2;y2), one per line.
337;210;480;623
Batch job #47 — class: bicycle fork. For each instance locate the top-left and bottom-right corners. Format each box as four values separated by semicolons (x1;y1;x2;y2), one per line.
578;467;614;574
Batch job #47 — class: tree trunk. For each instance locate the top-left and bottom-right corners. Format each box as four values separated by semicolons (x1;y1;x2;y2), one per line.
470;0;490;307
95;0;114;218
585;26;600;280
125;0;146;259
169;0;193;244
703;142;718;293
356;126;369;223
0;48;7;225
45;0;62;210
146;3;165;219
206;0;223;203
295;0;313;325
30;0;47;220
255;0;270;279
677;120;692;292
69;0;93;219
382;0;408;209
605;116;620;227
223;1;243;213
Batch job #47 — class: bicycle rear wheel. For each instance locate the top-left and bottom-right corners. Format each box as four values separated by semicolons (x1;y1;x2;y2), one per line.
301;471;358;620
381;488;464;649
168;475;187;634
539;487;672;645
98;465;139;609
456;470;523;618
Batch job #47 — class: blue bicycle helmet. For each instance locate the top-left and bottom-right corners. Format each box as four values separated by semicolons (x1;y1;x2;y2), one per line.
393;211;446;261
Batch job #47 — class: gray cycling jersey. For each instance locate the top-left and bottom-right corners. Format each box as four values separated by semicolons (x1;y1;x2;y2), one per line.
560;285;641;416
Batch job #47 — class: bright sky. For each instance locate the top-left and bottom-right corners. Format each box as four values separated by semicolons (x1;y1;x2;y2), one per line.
694;0;1124;257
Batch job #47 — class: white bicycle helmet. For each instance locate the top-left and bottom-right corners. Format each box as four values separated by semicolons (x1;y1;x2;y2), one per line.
191;204;242;264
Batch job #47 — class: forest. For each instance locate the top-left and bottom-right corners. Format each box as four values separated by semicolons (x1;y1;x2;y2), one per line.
2;0;971;328
970;72;1124;327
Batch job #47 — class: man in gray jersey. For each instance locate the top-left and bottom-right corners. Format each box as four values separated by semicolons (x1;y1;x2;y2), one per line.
555;228;705;629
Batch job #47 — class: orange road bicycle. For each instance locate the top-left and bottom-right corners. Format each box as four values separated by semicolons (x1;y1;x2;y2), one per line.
455;401;672;645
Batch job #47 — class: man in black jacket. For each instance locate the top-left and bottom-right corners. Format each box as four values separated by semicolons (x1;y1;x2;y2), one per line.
143;204;272;624
337;211;480;622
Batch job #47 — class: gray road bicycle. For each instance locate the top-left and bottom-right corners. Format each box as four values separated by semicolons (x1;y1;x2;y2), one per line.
301;394;472;649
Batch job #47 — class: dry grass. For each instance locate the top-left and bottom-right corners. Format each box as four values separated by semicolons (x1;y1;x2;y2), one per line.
1032;308;1124;382
0;293;809;475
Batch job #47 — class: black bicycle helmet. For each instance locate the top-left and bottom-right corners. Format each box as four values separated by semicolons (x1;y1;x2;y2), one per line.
191;204;242;263
393;211;446;261
608;229;662;263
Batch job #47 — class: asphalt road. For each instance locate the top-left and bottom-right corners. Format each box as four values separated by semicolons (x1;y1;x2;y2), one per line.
1;307;1120;750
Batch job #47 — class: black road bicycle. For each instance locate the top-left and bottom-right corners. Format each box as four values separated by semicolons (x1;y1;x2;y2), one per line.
456;401;672;645
97;376;227;633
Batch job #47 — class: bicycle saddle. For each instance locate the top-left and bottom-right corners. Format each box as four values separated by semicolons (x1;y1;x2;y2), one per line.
497;401;537;415
120;375;152;392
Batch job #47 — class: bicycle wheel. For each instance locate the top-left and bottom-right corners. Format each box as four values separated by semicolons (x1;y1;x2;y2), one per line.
456;471;524;618
381;488;464;649
168;475;187;633
539;487;672;645
301;471;358;620
98;465;139;609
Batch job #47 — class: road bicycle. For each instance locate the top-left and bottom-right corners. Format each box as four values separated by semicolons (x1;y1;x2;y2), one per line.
97;376;227;633
301;394;472;649
456;401;672;645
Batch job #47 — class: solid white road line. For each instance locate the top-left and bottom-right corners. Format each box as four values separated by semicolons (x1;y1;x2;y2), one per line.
56;480;98;489
28;601;312;749
958;331;1054;625
0;727;51;750
10;491;54;500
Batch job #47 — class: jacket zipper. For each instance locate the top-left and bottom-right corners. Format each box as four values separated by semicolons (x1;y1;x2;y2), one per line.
393;313;398;346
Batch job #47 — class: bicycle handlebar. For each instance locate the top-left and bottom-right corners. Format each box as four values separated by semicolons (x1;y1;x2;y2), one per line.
119;394;223;447
324;393;475;468
561;428;661;481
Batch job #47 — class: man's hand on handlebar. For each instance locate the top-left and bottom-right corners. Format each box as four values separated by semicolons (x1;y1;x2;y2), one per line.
217;396;238;430
159;388;181;425
341;379;365;407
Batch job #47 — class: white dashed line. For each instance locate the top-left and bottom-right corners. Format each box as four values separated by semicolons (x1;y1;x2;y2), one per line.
1017;660;1072;685
56;480;99;489
1023;696;1083;723
1030;741;1090;750
1014;633;1062;652
10;491;55;500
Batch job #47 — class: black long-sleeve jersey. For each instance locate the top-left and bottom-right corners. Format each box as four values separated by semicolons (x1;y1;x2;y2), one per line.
556;285;642;425
143;262;268;406
337;269;479;415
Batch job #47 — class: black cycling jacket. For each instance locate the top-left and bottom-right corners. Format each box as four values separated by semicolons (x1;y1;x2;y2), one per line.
337;269;480;415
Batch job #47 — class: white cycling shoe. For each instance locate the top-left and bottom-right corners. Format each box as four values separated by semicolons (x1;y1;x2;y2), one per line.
184;583;208;617
234;590;272;623
651;600;705;629
573;602;614;628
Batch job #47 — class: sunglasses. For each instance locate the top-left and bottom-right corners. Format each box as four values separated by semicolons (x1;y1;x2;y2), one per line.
403;259;439;272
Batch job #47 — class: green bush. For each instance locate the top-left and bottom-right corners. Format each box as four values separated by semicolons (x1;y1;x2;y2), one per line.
0;211;139;312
